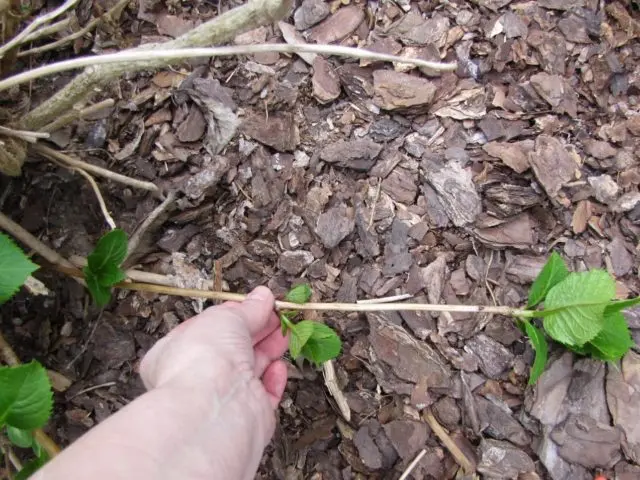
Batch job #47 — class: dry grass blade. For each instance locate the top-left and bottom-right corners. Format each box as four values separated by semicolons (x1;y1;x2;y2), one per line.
423;408;475;474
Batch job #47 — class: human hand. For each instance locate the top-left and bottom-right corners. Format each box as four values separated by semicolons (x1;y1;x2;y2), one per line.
139;286;289;478
33;287;288;480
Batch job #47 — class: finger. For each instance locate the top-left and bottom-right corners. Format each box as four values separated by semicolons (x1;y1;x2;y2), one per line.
230;286;276;337
261;360;288;408
251;312;281;346
253;327;289;377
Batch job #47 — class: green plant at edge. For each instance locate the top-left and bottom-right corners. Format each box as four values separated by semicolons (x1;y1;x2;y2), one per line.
83;228;128;307
0;233;54;478
280;284;342;365
520;251;637;385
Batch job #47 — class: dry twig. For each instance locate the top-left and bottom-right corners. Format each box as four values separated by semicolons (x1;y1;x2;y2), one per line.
0;125;49;143
399;449;427;480
40;98;115;133
423;408;475;474
2;44;457;93
22;17;73;43
125;191;176;263
70;167;116;229
0;0;80;59
322;360;350;421
18;0;130;57
33;144;159;192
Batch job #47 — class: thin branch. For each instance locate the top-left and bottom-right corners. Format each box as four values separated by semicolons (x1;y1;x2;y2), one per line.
18;0;130;57
423;408;475;474
0;331;61;458
40;98;115;133
399;449;427;480
71;167;116;229
357;293;413;304
2;44;457;93
22;17;73;43
0;125;50;143
0;0;80;59
32;143;160;192
322;360;350;421
125;191;175;263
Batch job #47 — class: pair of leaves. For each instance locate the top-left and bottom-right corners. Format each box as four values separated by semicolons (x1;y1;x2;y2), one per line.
0;234;39;304
523;252;637;384
281;284;342;365
0;361;53;431
83;229;128;307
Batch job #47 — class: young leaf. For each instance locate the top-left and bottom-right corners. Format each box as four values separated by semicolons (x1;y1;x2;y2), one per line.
289;320;315;359
584;311;634;362
6;426;33;448
285;284;312;304
541;270;615;346
0;361;53;430
83;270;112;307
14;456;48;480
527;252;569;308
94;263;127;286
280;313;293;336
604;297;640;316
300;323;341;365
0;234;39;304
522;321;548;385
86;229;128;276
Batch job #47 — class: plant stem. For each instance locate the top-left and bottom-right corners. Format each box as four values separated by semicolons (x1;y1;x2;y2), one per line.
2;44;458;93
119;281;535;316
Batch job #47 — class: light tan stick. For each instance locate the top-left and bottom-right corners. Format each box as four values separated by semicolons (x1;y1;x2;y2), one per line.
0;0;80;59
18;0;130;57
423;409;475;474
0;125;50;143
322;360;350;421
32;143;159;192
399;449;427;480
125;191;175;262
40;98;115;133
22;17;72;43
22;0;294;130
0;331;62;457
3;43;457;93
71;167;116;229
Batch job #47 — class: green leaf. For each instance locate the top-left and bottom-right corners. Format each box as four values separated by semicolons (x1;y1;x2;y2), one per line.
522;321;548;385
95;263;126;286
0;361;53;430
84;269;112;307
584;311;634;361
527;252;569;308
285;284;312;304
6;426;33;448
300;323;342;365
14;456;47;480
0;234;39;304
280;313;293;336
542;270;615;346
289;320;315;359
604;297;640;315
86;229;128;276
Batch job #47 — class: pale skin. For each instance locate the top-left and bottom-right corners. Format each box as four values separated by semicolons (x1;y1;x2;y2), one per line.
33;286;289;480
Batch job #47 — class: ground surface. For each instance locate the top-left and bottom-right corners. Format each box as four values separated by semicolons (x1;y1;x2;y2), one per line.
2;0;640;478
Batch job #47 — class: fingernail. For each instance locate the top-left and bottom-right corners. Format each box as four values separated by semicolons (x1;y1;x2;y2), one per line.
247;286;270;301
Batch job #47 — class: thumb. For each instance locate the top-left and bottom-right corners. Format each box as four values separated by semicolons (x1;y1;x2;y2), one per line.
231;286;276;336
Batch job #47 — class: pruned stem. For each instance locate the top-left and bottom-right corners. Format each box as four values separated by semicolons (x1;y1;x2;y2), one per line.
18;0;130;57
70;167;117;229
33;144;160;192
0;331;61;458
22;0;294;130
0;0;80;59
4;44;457;94
40;98;114;133
125;191;175;264
0;125;49;143
22;17;72;43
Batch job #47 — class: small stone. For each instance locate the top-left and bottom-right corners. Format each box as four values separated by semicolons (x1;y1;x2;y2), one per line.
588;174;619;204
381;167;418;204
308;5;364;43
528;135;577;198
278;250;314;275
312;56;341;103
316;205;355;248
432;397;461;430
241;111;299;152
383;420;429;459
320;139;382;171
92;322;135;369
614;192;640;212
476;396;531;446
477;439;535;478
482;140;532;173
353;424;383;470
294;0;330;31
373;71;437;110
608;237;633;277
450;269;470;296
584;139;617;159
465;334;515;378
